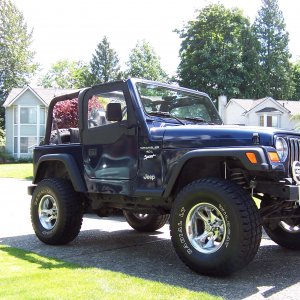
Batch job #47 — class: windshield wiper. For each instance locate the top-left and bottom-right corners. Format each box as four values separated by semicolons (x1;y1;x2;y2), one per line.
148;111;186;125
182;116;207;123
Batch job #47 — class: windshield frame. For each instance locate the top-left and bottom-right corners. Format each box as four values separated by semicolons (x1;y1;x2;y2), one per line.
132;79;223;125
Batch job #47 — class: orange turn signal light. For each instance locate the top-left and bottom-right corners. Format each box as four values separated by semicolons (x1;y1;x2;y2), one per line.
268;151;280;162
246;152;257;164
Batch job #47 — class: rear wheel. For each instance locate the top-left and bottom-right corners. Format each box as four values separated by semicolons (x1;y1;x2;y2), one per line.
170;178;262;276
123;211;169;232
31;178;83;245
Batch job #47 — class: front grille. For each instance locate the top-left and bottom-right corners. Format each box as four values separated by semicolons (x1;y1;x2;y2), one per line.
288;137;300;173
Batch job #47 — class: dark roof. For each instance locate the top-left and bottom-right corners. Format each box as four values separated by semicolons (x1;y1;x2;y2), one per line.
255;107;284;113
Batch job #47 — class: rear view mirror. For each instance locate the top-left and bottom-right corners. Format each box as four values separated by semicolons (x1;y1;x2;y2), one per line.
106;103;122;122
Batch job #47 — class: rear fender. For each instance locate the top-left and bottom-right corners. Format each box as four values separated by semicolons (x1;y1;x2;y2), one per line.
33;154;86;192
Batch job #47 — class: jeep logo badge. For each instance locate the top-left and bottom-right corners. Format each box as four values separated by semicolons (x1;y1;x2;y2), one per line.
292;161;300;184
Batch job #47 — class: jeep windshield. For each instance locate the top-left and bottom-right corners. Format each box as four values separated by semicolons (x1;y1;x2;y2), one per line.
136;82;222;125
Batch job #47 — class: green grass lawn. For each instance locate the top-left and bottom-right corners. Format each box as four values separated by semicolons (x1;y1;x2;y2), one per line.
0;245;221;300
0;163;33;180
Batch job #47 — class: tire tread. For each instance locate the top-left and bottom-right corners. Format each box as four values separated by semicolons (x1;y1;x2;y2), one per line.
170;178;262;276
31;178;83;245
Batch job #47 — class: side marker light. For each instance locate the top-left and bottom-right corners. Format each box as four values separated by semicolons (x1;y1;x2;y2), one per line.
268;152;280;163
246;152;257;164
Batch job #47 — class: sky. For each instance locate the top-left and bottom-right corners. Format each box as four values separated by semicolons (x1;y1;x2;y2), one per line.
12;0;300;81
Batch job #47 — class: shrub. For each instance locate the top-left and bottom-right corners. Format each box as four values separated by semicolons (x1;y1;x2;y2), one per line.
0;128;5;146
0;147;14;164
52;97;102;129
16;157;33;163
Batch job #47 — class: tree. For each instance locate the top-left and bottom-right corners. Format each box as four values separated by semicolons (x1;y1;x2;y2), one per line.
239;25;262;98
0;127;4;145
126;40;168;82
290;114;300;130
90;36;121;84
253;0;294;99
292;60;300;100
39;60;92;89
177;4;252;100
0;0;37;127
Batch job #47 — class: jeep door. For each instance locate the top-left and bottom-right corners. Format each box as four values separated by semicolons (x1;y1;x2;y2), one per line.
81;82;138;185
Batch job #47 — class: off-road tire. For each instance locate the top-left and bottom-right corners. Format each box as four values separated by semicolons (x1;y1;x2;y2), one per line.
50;129;71;144
31;178;83;245
123;211;169;232
170;178;262;276
262;200;300;250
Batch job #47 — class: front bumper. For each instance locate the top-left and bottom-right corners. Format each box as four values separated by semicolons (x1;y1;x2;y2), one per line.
256;180;299;201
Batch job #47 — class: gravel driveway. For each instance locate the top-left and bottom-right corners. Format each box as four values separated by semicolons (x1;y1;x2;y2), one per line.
0;178;300;300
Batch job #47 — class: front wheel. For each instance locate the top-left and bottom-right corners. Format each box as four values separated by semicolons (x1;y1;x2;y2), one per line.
170;178;262;276
31;178;83;245
123;211;169;232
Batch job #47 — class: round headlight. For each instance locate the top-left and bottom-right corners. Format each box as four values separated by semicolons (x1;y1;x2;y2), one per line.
275;137;288;161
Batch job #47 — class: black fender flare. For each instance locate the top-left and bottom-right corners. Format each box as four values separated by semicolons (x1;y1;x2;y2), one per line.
163;147;280;198
33;154;87;192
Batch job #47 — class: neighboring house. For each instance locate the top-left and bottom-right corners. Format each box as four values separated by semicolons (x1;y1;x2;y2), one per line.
3;86;75;159
219;96;299;130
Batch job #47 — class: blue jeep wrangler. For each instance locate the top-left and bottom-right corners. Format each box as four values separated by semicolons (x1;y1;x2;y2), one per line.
28;78;300;276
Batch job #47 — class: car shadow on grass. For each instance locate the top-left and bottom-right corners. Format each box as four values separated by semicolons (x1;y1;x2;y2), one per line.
1;220;300;300
0;245;77;270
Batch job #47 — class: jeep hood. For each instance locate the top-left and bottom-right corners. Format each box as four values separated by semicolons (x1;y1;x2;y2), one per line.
150;125;299;149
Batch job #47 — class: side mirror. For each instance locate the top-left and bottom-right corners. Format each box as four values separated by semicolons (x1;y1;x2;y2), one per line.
106;102;122;122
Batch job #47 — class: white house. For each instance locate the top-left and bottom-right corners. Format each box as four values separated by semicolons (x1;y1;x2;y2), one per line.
3;86;75;158
219;96;300;130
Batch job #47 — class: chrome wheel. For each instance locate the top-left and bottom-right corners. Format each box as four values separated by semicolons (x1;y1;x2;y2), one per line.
279;221;300;233
133;213;149;220
123;211;169;232
171;179;261;275
38;194;58;230
186;202;226;254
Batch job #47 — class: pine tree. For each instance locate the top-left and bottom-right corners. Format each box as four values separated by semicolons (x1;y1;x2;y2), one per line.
253;0;294;99
90;36;121;84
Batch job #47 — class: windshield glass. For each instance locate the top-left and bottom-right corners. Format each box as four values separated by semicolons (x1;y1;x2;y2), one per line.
136;82;222;124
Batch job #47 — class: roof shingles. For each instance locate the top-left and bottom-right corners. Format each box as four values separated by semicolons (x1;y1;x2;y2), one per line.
3;86;77;107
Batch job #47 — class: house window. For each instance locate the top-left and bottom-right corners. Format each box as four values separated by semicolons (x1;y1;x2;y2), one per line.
271;116;278;127
40;107;46;124
259;116;264;126
14;107;45;124
266;115;278;127
267;116;272;127
14;137;37;154
14;137;17;154
259;115;279;128
20;107;37;124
